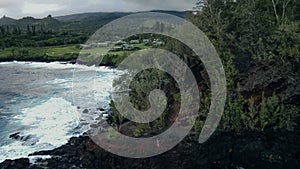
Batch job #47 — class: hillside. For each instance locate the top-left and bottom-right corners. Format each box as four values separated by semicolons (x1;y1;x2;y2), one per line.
0;16;16;25
0;15;63;31
55;10;185;22
54;12;133;22
0;11;186;33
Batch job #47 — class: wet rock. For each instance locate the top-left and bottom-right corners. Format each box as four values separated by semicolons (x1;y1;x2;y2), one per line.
2;130;300;169
90;124;98;128
21;136;38;146
20;135;33;142
82;109;89;114
0;158;30;169
95;116;101;120
9;133;38;146
97;108;105;111
9;132;21;140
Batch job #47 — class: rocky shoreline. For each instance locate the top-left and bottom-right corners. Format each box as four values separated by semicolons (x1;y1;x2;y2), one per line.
1;128;299;169
1;57;299;169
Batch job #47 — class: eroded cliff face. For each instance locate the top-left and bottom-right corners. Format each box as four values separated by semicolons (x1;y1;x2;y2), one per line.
238;62;300;105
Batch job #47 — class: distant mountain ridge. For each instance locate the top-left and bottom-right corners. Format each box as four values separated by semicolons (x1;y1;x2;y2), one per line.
0;10;186;32
54;12;133;22
0;16;16;25
54;10;186;22
0;15;62;29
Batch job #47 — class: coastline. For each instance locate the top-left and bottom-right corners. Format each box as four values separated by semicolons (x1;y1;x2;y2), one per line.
0;61;118;166
0;57;299;168
1;129;300;169
0;1;299;168
0;59;77;65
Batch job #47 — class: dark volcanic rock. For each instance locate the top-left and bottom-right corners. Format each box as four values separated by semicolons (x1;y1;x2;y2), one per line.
239;62;300;105
82;109;89;114
9;132;38;146
9;132;21;140
2;129;299;169
97;108;105;111
0;158;30;169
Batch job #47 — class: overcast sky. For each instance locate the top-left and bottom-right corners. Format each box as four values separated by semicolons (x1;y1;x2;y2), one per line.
0;0;197;19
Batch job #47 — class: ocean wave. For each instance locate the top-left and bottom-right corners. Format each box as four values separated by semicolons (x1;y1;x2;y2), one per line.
0;98;80;163
0;62;120;163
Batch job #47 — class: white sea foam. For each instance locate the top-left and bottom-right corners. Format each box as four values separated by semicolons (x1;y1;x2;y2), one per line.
46;78;72;89
0;62;121;163
28;155;52;164
0;98;80;163
0;61;73;68
0;61;117;71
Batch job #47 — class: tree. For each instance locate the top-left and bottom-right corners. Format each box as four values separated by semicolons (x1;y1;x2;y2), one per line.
271;0;294;25
188;0;300;131
27;25;31;35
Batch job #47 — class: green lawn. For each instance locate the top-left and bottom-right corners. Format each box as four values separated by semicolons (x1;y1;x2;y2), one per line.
0;45;80;61
0;43;151;62
45;45;80;56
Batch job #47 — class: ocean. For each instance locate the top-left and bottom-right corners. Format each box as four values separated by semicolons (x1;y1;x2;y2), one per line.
0;61;117;162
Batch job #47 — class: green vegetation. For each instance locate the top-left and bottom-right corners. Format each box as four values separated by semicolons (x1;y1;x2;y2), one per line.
107;0;300;138
0;45;80;61
187;0;300;132
0;15;88;62
0;11;185;62
0;0;299;140
220;93;297;131
0;5;299;168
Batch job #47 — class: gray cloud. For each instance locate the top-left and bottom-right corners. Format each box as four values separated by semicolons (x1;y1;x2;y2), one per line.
0;0;22;8
0;0;196;18
120;0;197;11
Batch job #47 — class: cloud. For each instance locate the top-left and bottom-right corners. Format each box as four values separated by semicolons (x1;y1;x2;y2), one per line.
0;0;21;8
0;0;22;18
119;0;197;11
0;0;196;18
22;2;66;15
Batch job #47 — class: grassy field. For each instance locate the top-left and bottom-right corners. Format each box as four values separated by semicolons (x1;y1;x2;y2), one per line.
78;43;150;65
0;45;80;61
0;43;150;63
45;45;80;57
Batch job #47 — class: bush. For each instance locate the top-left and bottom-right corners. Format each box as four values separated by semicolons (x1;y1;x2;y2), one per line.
133;125;151;137
221;93;298;131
